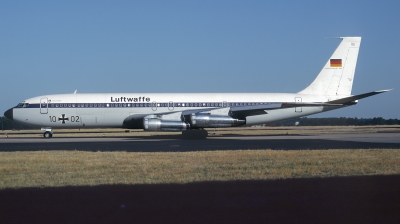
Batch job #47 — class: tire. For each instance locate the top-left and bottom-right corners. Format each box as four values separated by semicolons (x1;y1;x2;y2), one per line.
44;131;52;138
182;130;208;140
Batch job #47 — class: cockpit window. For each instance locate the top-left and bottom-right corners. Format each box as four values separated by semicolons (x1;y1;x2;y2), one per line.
16;103;29;108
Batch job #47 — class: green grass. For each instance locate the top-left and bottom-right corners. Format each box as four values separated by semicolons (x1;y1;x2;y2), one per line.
1;149;399;189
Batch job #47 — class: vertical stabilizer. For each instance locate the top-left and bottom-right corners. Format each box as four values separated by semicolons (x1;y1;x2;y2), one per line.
299;37;361;97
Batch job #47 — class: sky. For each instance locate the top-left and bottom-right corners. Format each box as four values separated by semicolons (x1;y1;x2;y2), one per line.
1;0;399;119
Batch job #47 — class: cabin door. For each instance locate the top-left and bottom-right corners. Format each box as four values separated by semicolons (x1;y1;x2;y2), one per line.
40;98;48;114
168;101;174;111
151;101;157;111
295;97;302;113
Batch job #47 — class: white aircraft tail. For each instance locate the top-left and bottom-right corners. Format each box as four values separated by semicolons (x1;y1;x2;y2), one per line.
299;37;361;97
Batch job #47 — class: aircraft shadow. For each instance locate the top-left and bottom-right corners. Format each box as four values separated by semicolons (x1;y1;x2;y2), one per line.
1;175;399;223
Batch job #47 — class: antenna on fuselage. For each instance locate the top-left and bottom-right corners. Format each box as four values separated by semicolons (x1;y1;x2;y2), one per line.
74;90;77;94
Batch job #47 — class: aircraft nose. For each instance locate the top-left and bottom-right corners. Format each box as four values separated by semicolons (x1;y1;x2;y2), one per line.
4;108;13;120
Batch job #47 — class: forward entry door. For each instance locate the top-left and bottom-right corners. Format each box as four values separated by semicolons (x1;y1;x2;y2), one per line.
40;98;48;114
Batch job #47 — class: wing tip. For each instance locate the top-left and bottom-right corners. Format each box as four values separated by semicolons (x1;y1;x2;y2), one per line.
376;89;393;93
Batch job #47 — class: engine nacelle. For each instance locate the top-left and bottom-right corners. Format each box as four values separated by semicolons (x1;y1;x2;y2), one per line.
143;118;189;131
190;113;245;128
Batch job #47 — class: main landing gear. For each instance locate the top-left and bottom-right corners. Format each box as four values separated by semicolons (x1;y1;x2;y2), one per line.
181;129;208;139
41;128;53;138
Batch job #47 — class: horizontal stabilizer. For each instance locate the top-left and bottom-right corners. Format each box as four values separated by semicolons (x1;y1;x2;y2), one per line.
328;89;392;105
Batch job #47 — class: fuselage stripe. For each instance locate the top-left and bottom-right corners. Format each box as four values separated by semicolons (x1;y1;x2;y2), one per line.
16;102;272;109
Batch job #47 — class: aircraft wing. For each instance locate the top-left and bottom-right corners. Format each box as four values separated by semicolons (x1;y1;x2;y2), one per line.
184;102;342;118
182;90;391;118
125;101;348;122
229;102;343;118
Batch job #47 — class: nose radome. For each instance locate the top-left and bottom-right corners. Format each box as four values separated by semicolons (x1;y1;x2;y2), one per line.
4;108;13;120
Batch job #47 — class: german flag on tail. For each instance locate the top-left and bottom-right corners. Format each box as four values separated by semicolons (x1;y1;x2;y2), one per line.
330;59;342;67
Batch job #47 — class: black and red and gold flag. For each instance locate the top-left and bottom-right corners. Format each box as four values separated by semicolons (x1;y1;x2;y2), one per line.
330;59;342;67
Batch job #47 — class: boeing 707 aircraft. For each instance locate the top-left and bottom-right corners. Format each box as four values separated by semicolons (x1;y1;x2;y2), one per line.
3;37;390;138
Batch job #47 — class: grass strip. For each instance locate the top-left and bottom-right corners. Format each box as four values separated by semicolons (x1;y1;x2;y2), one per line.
1;149;399;189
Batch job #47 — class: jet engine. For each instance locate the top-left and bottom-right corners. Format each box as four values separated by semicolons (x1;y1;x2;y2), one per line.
143;118;189;131
190;113;245;128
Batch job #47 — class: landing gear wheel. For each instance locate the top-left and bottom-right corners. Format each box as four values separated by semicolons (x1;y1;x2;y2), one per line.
182;129;208;140
44;131;53;138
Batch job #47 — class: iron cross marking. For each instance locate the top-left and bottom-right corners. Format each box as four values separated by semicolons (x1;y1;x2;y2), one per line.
58;114;69;124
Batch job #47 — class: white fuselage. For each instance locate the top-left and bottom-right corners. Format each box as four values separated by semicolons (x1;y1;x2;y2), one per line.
12;93;331;129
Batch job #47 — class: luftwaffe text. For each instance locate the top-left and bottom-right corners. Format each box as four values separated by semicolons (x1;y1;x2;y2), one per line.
110;96;150;102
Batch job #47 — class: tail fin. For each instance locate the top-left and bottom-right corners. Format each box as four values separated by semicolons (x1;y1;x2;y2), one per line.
299;37;361;97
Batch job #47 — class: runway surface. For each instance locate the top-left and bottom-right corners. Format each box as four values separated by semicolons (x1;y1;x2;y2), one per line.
1;133;400;151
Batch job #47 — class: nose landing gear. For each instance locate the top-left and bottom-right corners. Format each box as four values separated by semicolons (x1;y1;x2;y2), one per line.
41;128;53;138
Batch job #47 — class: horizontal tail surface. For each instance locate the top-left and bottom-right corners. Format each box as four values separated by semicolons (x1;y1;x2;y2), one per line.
327;89;392;104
